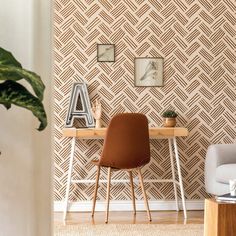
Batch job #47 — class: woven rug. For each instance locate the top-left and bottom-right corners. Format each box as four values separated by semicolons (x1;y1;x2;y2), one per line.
54;224;204;236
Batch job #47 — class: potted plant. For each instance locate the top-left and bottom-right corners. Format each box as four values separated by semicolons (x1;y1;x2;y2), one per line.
0;47;47;131
162;110;178;127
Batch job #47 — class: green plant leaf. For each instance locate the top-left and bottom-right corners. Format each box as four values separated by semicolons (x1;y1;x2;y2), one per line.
0;80;47;131
0;47;22;67
162;110;178;118
0;65;45;101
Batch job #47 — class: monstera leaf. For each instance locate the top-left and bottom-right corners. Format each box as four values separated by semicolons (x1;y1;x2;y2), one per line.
0;66;45;101
0;47;22;67
0;47;45;100
0;47;47;131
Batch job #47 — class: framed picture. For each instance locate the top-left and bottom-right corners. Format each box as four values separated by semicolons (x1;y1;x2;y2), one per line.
97;44;115;62
134;57;164;87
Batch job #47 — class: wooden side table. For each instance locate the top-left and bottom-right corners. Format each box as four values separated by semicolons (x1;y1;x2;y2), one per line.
204;198;236;236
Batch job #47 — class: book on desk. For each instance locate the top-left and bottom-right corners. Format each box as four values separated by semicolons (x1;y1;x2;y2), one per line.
215;193;236;203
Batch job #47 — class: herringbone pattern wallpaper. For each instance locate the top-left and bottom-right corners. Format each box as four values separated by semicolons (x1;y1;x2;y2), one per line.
53;0;236;201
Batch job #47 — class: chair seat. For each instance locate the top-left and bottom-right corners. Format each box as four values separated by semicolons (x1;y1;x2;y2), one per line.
91;160;100;166
91;160;120;171
216;164;236;184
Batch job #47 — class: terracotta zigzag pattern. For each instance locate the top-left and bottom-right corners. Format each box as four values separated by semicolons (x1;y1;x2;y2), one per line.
53;0;236;201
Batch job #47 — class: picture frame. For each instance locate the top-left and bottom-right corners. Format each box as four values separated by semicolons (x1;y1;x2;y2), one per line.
97;44;115;62
134;57;164;87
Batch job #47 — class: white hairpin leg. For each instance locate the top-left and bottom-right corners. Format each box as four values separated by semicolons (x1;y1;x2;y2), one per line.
168;138;179;212
63;137;76;220
173;137;187;219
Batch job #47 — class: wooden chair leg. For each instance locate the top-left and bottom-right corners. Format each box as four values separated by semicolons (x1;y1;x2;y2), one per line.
129;171;136;215
105;167;112;223
137;168;152;221
92;165;100;217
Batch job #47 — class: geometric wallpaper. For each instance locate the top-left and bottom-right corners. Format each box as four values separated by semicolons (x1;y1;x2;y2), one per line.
53;0;236;202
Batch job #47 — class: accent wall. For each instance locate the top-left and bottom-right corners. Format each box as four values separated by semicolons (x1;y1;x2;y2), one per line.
54;0;236;202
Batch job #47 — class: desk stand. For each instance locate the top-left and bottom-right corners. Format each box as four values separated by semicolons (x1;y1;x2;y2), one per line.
63;127;188;220
63;129;187;220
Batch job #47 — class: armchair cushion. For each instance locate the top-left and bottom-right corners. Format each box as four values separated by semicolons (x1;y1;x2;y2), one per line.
216;164;236;184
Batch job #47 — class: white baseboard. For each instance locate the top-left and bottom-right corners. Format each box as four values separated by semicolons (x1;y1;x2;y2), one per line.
54;200;204;212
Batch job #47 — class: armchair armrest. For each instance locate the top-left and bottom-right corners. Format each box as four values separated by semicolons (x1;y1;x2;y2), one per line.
206;144;236;167
205;144;236;194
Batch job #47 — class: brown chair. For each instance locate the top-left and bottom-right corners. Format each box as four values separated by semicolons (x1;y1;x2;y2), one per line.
91;113;152;223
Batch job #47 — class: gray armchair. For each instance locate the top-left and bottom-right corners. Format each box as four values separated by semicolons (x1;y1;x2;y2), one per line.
205;144;236;196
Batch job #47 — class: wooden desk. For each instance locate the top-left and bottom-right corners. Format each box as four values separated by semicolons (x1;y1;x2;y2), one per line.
62;127;188;220
63;127;188;139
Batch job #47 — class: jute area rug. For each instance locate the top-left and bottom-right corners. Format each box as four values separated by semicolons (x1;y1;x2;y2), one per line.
55;224;203;236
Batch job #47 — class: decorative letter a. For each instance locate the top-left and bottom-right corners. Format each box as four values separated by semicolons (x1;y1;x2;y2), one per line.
65;83;95;128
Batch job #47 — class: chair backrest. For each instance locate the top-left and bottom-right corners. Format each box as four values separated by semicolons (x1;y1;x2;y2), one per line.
99;113;150;169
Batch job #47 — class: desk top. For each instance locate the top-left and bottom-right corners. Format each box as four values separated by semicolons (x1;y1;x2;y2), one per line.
63;127;188;139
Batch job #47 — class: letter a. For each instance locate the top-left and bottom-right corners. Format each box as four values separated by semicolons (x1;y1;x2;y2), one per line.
65;83;95;128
